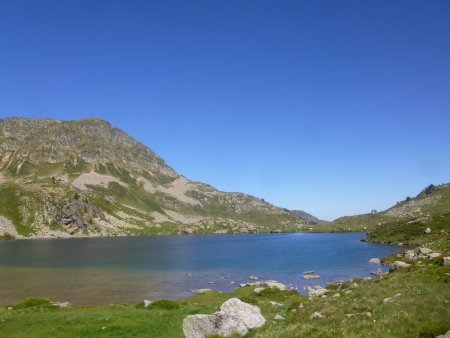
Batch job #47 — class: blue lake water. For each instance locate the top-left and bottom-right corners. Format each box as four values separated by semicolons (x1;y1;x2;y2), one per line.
0;233;401;305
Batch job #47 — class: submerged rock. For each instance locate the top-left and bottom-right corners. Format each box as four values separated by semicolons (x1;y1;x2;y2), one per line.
303;274;320;280
191;289;212;294
182;298;265;338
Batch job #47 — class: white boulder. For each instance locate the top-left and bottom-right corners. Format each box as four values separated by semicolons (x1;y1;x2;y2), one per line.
391;261;411;270
428;252;441;260
182;298;266;338
274;314;285;320
419;247;432;254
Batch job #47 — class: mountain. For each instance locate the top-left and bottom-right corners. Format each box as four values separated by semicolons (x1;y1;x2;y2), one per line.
0;117;309;239
290;210;326;224
310;183;450;247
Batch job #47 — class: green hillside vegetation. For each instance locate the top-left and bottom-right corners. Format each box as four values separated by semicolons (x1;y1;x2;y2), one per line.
310;183;450;248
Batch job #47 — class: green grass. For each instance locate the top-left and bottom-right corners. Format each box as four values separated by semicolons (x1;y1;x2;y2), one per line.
0;183;36;236
312;183;450;247
88;182;165;214
251;265;450;338
11;298;57;311
65;158;91;176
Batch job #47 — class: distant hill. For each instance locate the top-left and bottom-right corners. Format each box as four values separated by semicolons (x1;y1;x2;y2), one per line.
290;210;326;224
310;183;450;247
0;117;310;239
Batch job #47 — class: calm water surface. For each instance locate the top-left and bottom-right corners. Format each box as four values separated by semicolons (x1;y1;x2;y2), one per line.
0;233;400;305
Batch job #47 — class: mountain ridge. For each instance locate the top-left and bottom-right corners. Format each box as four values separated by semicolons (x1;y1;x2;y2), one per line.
0;117;309;239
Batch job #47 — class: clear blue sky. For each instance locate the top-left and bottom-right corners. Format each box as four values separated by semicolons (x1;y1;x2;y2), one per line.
0;1;449;220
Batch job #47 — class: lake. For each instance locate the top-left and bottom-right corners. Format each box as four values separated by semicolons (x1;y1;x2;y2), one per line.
0;233;400;305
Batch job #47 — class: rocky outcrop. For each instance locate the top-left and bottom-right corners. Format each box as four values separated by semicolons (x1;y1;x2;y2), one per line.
239;280;286;291
182;298;265;338
304;285;327;298
55;199;104;234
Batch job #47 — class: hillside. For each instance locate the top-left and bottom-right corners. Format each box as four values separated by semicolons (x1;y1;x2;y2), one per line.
310;183;450;249
290;210;325;224
0;117;308;239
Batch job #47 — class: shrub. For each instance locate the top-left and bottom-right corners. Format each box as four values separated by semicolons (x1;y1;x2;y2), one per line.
148;299;180;310
12;298;56;310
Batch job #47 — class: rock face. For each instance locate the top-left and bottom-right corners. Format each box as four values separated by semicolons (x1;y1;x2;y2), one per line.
182;298;266;338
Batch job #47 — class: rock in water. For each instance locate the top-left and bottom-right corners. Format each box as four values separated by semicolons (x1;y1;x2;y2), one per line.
182;298;265;338
368;258;381;265
303;274;320;280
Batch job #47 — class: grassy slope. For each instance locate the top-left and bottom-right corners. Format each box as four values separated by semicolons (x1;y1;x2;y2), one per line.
311;183;450;247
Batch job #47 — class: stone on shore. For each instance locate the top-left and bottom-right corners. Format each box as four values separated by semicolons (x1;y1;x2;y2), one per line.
52;301;69;308
419;247;432;254
390;261;411;271
182;298;265;338
304;285;327;298
191;289;212;294
239;280;286;291
369;258;381;265
428;252;441;260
